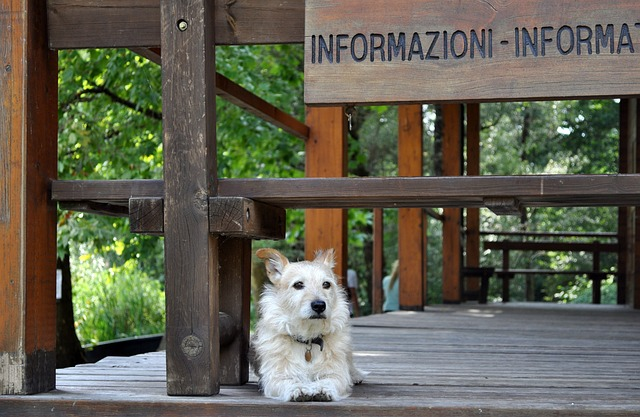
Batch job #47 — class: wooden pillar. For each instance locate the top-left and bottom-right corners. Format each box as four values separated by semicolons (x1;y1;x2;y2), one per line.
465;103;481;300
619;99;637;308
371;208;384;314
218;238;251;385
305;107;348;281
161;0;225;395
398;105;426;310
442;104;464;304
633;100;640;309
0;0;58;395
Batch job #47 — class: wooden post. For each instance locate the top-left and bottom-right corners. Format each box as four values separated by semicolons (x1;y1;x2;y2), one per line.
0;0;58;395
465;103;481;300
398;105;426;310
619;99;637;308
634;100;640;309
218;238;251;385
502;250;511;302
305;107;348;281
442;104;464;303
161;0;222;395
592;242;602;305
372;208;384;314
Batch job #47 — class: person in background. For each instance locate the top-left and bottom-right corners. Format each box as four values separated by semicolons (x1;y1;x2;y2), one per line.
346;268;360;317
382;260;399;312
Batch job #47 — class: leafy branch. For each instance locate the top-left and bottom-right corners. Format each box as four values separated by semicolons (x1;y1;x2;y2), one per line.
61;85;162;121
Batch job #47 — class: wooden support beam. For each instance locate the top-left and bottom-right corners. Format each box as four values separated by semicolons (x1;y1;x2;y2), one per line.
371;208;384;314
52;174;640;210
484;241;619;253
161;0;220;396
304;107;348;282
618;99;633;306
0;0;58;394
215;73;309;140
129;197;285;240
464;103;481;300
218;239;251;385
130;48;309;140
484;197;524;216
442;104;463;304
47;0;305;49
129;198;164;236
633;99;640;309
398;105;426;310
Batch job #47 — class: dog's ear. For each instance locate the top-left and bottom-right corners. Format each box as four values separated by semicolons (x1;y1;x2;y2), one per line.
256;248;289;284
313;248;336;270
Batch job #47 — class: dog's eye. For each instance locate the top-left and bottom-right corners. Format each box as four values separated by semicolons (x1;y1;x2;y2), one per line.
322;281;331;289
293;281;304;290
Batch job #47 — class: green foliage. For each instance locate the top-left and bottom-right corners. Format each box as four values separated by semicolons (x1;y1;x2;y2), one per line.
58;46;307;341
58;49;165;280
59;42;622;338
72;255;165;345
478;100;619;303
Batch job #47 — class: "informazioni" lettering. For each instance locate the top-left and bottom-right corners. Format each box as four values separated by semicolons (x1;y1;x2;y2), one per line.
309;23;639;64
310;30;493;63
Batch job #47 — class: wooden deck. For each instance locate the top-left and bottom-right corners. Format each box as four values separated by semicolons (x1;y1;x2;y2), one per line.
1;303;639;416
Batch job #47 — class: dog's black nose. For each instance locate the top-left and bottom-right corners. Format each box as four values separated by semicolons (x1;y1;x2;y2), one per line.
311;300;326;314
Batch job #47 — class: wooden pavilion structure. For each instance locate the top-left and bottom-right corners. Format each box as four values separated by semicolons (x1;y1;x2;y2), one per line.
2;0;640;415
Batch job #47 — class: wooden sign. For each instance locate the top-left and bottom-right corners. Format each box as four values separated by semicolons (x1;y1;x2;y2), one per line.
305;0;640;104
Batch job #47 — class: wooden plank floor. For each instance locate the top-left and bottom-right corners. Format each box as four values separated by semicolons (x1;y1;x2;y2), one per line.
1;303;639;416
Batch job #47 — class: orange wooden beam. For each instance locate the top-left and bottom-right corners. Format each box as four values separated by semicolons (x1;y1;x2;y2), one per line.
398;105;426;310
304;107;348;282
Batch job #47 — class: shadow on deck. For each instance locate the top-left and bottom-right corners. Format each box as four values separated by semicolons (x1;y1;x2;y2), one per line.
1;303;639;416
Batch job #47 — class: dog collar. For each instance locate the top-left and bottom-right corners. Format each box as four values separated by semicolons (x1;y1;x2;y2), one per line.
293;336;324;362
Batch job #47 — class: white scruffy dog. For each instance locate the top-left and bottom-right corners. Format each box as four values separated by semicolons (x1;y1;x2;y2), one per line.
252;248;365;402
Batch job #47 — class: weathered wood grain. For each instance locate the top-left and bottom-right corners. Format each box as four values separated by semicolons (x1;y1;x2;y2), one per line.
161;0;219;396
305;0;640;104
2;304;640;416
0;0;58;395
47;0;304;48
209;198;285;239
129;197;164;235
51;174;640;211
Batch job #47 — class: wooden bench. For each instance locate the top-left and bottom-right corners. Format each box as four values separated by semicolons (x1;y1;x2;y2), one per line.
480;239;619;304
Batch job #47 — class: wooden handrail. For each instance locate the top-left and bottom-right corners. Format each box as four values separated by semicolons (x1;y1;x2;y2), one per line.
52;174;640;214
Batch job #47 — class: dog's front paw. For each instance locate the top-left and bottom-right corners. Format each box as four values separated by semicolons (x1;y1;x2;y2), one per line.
311;380;347;401
286;386;314;402
312;389;335;402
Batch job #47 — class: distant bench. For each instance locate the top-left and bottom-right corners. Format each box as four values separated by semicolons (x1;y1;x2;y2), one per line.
463;236;619;304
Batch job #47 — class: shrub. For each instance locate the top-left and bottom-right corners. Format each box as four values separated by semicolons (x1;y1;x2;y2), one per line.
72;257;165;346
